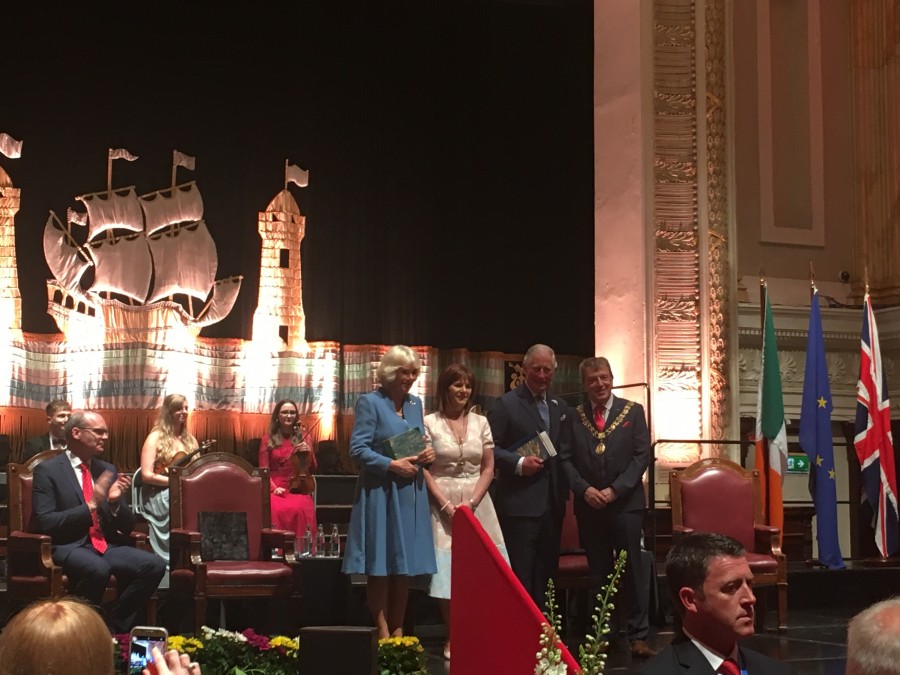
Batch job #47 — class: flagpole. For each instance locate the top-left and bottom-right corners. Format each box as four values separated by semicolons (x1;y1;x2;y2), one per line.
759;274;772;526
284;159;288;190
809;261;815;300
171;150;177;190
107;149;113;193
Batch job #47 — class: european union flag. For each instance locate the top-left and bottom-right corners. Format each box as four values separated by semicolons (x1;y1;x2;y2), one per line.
798;290;845;568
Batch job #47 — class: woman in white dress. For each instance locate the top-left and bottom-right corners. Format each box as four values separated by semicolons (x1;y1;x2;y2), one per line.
424;363;508;660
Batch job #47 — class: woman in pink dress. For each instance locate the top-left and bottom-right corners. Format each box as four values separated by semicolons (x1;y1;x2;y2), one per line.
258;399;317;547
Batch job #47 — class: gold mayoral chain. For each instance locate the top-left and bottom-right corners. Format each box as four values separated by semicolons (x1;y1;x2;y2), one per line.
576;401;634;455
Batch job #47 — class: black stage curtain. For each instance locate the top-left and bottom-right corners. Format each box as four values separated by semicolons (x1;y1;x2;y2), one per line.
9;1;594;356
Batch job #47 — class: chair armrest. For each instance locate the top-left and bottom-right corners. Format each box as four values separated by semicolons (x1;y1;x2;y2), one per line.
261;528;299;563
170;528;203;567
753;524;785;558
672;525;695;539
129;531;151;552
7;531;55;576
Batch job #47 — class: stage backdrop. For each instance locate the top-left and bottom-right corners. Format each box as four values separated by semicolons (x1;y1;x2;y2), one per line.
4;338;585;471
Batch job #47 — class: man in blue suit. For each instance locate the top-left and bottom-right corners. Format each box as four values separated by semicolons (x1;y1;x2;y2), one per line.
636;533;794;674
488;343;569;609
31;410;165;632
560;356;655;657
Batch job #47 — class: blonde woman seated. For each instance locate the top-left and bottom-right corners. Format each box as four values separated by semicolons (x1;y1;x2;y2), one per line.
140;394;198;582
424;363;508;660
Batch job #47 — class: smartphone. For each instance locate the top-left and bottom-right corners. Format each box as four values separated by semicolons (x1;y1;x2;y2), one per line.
129;625;168;675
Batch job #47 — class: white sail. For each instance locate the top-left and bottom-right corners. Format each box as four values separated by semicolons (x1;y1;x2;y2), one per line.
78;187;144;240
87;233;153;303
140;182;204;235
43;212;91;292
194;276;242;327
146;220;218;303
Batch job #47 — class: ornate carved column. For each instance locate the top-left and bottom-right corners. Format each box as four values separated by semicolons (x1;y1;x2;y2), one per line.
595;0;733;462
849;0;900;302
650;0;732;461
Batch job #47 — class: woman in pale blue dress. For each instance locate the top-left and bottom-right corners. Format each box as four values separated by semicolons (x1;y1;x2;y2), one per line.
140;393;198;588
424;363;508;660
342;345;437;638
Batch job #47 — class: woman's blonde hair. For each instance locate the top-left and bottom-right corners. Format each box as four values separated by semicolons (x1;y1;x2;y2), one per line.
376;345;421;386
0;597;115;675
151;393;198;463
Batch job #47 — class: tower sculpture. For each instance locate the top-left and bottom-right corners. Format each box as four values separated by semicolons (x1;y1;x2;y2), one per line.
252;165;308;351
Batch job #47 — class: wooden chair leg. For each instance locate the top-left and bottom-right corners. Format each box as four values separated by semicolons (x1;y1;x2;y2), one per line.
776;582;788;631
146;595;157;625
195;596;207;635
754;587;769;631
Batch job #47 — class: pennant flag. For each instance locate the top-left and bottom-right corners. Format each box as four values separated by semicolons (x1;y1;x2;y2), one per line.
798;289;845;568
0;133;23;159
66;207;88;226
286;163;309;187
755;288;788;540
854;292;900;557
109;147;138;161
173;150;196;171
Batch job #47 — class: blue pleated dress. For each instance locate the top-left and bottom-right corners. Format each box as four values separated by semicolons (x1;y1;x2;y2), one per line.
341;389;437;577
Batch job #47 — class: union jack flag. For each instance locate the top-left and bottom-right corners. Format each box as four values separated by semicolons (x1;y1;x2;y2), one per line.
854;293;900;557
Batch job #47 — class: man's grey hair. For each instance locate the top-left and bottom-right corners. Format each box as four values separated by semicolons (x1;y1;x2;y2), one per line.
523;344;557;369
847;597;900;675
63;410;92;439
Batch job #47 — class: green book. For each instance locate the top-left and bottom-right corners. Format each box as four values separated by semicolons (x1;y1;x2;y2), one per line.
383;427;426;459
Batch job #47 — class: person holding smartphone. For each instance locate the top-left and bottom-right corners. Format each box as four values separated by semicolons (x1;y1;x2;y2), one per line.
143;647;201;675
130;626;201;675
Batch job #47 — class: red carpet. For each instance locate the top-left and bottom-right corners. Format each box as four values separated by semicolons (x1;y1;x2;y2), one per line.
450;507;580;673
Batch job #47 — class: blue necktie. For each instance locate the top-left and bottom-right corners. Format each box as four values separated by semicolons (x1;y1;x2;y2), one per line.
536;395;550;431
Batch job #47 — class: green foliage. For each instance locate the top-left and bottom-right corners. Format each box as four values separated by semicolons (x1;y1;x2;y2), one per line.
377;636;427;675
578;549;628;675
536;549;629;675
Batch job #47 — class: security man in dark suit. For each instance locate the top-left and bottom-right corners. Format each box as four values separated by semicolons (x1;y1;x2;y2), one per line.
31;409;165;632
636;533;794;674
488;343;569;610
22;399;71;461
560;356;655;658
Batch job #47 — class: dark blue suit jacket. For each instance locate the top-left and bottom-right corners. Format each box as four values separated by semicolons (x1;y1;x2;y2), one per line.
488;384;569;519
636;634;795;674
561;395;650;514
31;452;136;565
22;433;53;462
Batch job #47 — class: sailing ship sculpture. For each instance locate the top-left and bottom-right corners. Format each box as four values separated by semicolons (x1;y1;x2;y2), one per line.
42;149;241;341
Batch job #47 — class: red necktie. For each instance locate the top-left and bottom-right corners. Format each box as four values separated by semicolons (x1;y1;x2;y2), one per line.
79;463;107;554
593;406;606;431
719;658;740;675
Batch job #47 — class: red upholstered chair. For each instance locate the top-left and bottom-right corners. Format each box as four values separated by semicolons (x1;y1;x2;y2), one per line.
168;452;301;633
6;450;156;621
669;457;787;630
557;495;590;593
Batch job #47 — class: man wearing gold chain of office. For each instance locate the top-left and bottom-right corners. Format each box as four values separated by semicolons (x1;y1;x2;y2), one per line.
560;356;655;659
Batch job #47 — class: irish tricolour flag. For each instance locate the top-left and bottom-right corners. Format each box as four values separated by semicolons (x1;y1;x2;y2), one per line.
756;289;788;541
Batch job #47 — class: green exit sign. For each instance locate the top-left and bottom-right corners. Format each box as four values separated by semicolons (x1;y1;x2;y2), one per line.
787;455;810;473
